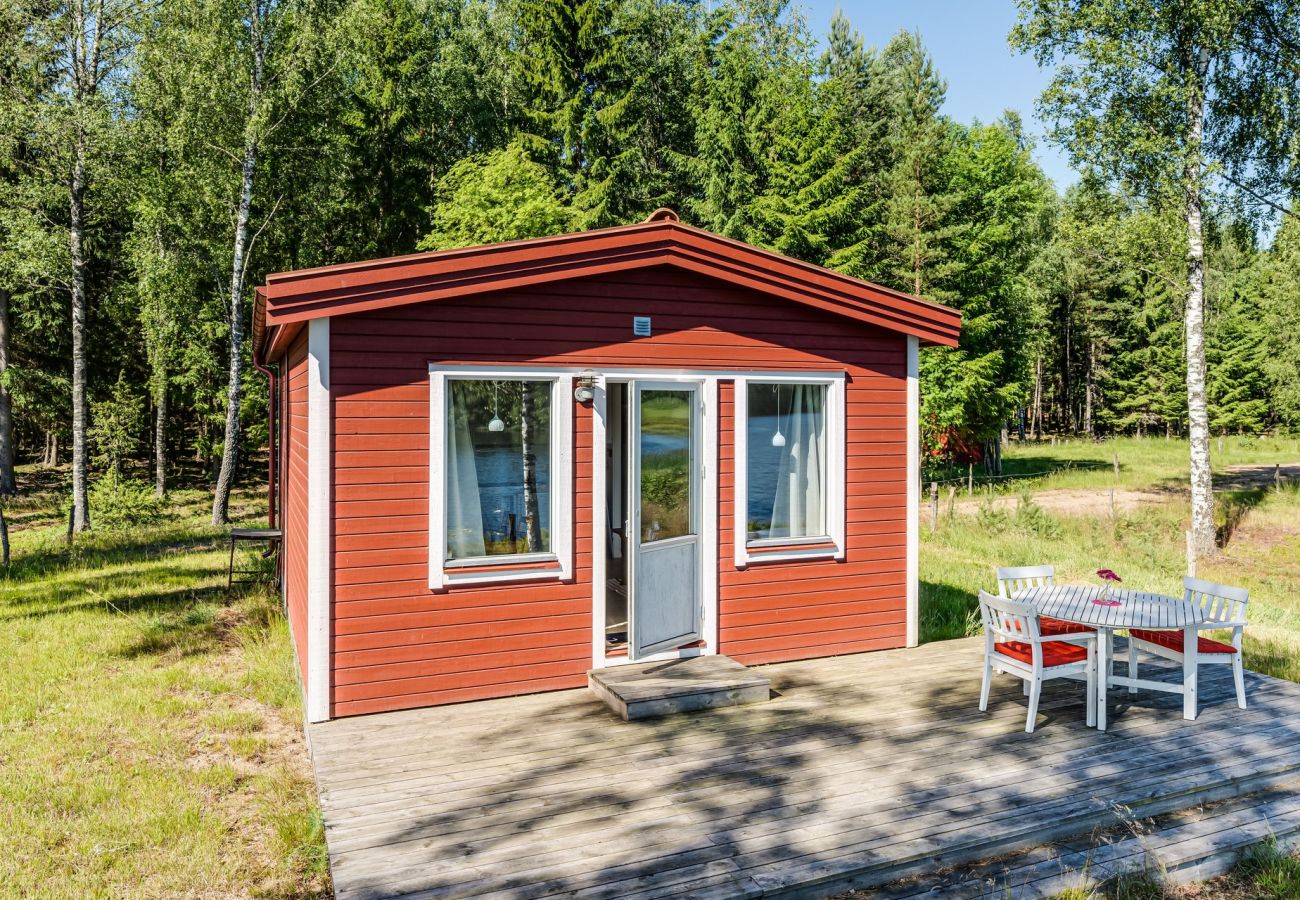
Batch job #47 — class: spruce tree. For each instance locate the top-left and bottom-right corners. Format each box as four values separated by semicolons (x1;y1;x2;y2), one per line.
876;31;961;302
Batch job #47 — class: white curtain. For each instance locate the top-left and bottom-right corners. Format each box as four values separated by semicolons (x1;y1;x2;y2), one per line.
446;386;486;559
771;384;825;538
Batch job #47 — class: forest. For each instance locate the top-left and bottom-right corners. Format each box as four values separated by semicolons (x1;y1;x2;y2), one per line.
2;0;1299;534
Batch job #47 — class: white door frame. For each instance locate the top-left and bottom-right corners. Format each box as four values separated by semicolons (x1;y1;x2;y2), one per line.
628;379;703;659
591;370;718;669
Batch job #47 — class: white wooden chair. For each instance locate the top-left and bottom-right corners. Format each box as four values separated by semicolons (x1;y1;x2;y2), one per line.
996;565;1094;639
978;590;1097;733
1128;576;1249;710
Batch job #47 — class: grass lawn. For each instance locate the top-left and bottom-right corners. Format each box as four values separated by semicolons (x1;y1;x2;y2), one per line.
929;434;1300;493
0;468;328;898
921;436;1300;685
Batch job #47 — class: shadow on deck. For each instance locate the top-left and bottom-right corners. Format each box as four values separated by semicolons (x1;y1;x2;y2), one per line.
308;637;1300;899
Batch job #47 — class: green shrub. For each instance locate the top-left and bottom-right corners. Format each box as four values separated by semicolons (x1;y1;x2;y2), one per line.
1014;494;1060;538
976;498;1010;533
642;466;688;509
89;474;163;528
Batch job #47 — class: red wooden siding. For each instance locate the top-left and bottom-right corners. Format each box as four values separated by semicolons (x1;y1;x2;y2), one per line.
326;266;907;718
282;331;310;686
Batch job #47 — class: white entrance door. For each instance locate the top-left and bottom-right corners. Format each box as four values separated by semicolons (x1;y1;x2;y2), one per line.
628;381;703;659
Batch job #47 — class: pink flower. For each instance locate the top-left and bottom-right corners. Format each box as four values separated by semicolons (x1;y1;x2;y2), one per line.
1096;569;1122;583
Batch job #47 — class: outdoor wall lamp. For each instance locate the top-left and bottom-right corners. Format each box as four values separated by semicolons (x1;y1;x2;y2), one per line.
574;371;596;404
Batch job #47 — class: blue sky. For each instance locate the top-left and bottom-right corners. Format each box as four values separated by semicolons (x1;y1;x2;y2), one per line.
799;1;1078;191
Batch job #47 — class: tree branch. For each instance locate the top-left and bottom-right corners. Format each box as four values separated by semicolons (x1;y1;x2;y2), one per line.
1211;169;1298;222
239;192;282;290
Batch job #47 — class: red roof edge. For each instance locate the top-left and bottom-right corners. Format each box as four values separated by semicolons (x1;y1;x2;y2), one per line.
254;218;961;361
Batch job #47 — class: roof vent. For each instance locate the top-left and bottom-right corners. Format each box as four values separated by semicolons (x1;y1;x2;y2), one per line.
644;207;680;223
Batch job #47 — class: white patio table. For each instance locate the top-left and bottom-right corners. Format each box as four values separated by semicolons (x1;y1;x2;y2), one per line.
1012;584;1207;731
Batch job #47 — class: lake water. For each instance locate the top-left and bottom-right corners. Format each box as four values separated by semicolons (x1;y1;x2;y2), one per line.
472;445;552;546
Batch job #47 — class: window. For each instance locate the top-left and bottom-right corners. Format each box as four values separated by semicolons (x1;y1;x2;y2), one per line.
430;369;572;588
733;375;844;566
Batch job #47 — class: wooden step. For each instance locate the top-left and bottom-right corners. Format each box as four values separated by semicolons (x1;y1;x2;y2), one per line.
588;655;772;721
869;782;1300;899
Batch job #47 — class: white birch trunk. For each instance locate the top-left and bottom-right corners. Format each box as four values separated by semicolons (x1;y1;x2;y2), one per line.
520;383;543;552
211;0;265;526
154;383;167;498
0;288;15;495
70;133;90;531
1184;45;1215;558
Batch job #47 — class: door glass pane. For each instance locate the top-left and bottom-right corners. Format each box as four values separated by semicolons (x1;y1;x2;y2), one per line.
639;389;693;543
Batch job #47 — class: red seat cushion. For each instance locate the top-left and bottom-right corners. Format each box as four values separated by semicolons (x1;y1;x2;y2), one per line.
995;640;1089;667
1040;616;1093;637
1129;629;1237;655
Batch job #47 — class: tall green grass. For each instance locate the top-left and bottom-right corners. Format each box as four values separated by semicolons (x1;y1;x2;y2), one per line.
921;438;1300;685
0;474;328;898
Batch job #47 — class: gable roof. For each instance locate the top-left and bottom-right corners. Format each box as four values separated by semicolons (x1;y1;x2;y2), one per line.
254;212;961;361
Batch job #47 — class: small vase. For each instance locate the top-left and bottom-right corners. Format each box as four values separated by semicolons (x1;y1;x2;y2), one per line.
1092;586;1121;607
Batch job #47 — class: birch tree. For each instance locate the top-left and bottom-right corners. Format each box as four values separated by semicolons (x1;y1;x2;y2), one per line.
209;0;271;525
26;0;148;530
178;0;322;526
1012;0;1300;560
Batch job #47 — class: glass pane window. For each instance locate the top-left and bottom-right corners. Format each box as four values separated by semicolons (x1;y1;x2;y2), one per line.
638;389;694;543
745;382;828;543
446;379;552;560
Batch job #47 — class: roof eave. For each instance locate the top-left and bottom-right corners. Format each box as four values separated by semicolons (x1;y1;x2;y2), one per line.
254;220;962;352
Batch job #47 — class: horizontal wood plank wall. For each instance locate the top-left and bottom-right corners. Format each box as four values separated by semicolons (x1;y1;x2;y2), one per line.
328;267;907;717
283;331;310;687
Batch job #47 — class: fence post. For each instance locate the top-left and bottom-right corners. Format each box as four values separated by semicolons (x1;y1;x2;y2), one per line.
947;485;956;519
1276;463;1282;493
929;482;939;533
1113;453;1120;482
967;463;973;495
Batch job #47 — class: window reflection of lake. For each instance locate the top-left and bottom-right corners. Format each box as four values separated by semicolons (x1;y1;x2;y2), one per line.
472;445;551;544
747;413;783;533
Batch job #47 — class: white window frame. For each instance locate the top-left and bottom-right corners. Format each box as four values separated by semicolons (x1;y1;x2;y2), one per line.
428;366;574;589
733;373;846;568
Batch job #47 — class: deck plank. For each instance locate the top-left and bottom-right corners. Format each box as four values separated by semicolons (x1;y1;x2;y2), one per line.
308;637;1300;900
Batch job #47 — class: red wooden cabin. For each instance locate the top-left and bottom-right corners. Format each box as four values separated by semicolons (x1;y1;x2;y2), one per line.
253;211;961;722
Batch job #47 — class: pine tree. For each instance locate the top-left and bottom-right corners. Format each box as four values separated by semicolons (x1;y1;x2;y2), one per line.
512;0;691;227
1251;216;1300;428
679;0;810;242
925;118;1052;467
876;31;961;302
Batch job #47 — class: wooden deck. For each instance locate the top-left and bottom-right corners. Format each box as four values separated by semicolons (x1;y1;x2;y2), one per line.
308;638;1300;899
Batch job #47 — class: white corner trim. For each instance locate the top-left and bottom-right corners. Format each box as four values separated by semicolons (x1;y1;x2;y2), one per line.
428;372;447;590
701;377;720;655
589;378;608;669
428;367;574;591
732;373;846;568
306;318;332;723
906;335;920;648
